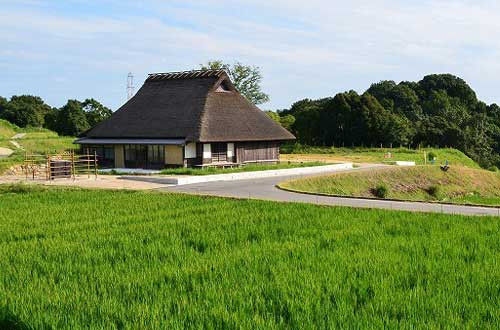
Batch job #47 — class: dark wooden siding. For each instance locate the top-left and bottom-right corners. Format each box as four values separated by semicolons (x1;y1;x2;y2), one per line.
236;141;279;163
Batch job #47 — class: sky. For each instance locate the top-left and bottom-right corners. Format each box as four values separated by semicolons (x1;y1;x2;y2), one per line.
1;0;500;111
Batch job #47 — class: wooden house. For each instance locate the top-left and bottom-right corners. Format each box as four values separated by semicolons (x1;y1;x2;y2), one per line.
75;69;295;168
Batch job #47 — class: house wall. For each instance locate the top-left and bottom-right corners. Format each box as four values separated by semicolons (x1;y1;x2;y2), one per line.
202;143;212;164
185;142;202;167
236;141;280;163
114;145;125;168
165;145;184;166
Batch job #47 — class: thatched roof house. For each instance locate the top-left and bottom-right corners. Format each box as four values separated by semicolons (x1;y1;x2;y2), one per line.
75;69;295;168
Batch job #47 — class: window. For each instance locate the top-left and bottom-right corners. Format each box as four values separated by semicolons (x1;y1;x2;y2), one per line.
216;81;231;92
124;144;164;168
83;145;114;168
147;145;164;163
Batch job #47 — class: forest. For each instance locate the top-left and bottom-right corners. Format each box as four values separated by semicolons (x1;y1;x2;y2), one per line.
273;74;500;168
1;73;499;169
0;96;111;138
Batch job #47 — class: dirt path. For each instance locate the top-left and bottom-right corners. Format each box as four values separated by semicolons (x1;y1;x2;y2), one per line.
11;133;26;139
0;147;14;157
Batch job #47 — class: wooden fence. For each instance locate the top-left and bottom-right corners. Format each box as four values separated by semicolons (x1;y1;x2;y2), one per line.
23;150;98;180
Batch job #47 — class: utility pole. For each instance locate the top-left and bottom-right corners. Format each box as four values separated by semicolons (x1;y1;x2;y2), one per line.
127;72;135;100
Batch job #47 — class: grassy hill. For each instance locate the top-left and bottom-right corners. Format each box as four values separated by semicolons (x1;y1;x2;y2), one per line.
281;145;479;168
0;186;499;328
0;120;76;174
279;166;500;206
0;119;19;139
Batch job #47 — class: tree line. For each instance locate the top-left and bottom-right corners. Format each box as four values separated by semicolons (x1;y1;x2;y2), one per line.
272;74;500;168
0;96;112;137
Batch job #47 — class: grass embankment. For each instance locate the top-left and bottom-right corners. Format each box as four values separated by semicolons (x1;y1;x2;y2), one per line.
280;145;478;167
0;186;499;328
0;120;76;174
159;162;328;176
280;166;500;206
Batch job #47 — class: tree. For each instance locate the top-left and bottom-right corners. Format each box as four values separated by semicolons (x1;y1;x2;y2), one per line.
54;100;90;136
265;111;296;131
82;98;112;127
0;96;7;117
1;95;51;127
367;81;423;121
418;74;477;108
200;61;270;105
279;114;295;131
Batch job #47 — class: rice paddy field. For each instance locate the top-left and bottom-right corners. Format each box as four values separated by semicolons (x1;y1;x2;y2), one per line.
1;185;499;329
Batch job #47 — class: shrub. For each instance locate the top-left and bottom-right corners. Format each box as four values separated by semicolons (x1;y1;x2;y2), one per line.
428;151;437;162
488;166;499;172
372;184;389;198
427;185;441;198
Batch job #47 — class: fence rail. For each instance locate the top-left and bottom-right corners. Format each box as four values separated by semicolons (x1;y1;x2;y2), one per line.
23;150;98;180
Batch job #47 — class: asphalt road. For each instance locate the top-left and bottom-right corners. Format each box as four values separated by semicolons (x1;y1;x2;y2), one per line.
163;165;500;217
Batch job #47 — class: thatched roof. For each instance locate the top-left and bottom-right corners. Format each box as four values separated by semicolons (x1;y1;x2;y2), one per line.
83;69;295;142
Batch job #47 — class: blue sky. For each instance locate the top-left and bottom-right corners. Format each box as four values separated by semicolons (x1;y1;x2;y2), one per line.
1;0;499;111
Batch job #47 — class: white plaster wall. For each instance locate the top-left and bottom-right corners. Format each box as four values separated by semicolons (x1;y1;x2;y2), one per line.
185;143;197;159
203;143;211;159
227;143;234;158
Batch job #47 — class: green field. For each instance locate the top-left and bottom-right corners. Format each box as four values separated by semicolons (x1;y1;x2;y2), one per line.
1;185;499;329
279;166;500;206
281;144;479;168
158;162;327;176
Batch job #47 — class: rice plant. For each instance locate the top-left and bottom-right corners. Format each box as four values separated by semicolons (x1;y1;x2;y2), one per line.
0;186;499;329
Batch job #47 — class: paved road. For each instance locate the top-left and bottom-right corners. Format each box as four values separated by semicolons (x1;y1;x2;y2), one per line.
163;165;500;217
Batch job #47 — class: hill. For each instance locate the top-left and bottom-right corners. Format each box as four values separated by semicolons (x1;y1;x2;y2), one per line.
281;145;479;168
0;119;19;139
279;165;500;206
0;119;76;174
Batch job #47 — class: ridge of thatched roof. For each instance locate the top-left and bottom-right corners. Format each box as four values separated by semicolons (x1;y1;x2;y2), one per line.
83;69;295;142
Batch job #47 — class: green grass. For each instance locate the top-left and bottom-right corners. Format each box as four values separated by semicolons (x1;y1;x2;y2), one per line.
0;185;500;329
0;119;76;174
281;145;479;168
158;162;328;175
279;166;500;206
0;119;19;139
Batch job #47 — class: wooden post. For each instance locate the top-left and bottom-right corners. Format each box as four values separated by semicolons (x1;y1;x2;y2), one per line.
71;150;76;181
47;154;51;181
94;151;98;179
24;151;28;180
86;148;90;178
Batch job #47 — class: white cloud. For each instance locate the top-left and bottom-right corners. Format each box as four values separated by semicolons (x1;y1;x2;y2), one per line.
0;0;499;109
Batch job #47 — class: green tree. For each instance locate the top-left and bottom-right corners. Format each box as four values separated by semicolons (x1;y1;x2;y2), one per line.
265;111;281;124
265;111;295;131
55;100;90;136
279;114;296;131
0;96;7;117
1;95;51;127
82;98;112;127
200;61;270;105
367;81;423;121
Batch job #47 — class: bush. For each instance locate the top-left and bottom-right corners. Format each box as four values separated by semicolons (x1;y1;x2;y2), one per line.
427;185;441;198
428;151;437;162
488;166;499;172
372;184;389;198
